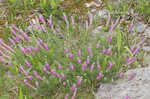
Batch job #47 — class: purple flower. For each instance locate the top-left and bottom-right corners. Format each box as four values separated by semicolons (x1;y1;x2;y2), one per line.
12;25;19;31
136;38;146;47
106;14;111;25
65;48;70;53
127;57;137;65
97;64;101;70
70;64;75;71
49;15;54;28
37;41;43;49
108;63;114;70
82;63;88;71
88;13;93;27
24;79;35;89
58;65;62;70
33;72;44;80
88;47;93;57
106;48;112;55
130;47;135;52
128;73;136;81
39;15;46;24
108;37;113;43
9;38;16;46
19;29;30;41
69;54;74;60
90;64;95;71
102;50;107;54
119;74;124;79
78;59;82;64
65;94;69;99
125;96;130;99
133;47;140;55
109;17;120;32
63;82;67;86
19;66;26;73
34;48;39;54
28;47;34;56
63;14;69;28
71;16;75;25
44;44;50;51
86;56;90;64
25;61;32;68
35;81;39;88
45;64;51;70
71;84;76;92
77;78;82;86
97;72;103;80
78;50;82;57
28;77;33;81
61;74;66;80
96;44;100;48
128;23;134;32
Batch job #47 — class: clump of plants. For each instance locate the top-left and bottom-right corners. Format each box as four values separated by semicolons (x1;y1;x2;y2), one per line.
6;13;145;98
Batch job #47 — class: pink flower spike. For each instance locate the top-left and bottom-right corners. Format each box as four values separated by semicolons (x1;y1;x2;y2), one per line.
35;81;39;88
86;56;90;64
37;41;43;49
96;44;100;48
65;48;70;53
78;50;82;57
97;72;103;80
119;73;124;79
108;63;114;70
9;38;16;46
108;37;113;43
33;72;44;80
58;65;62;70
97;64;101;70
12;25;19;31
63;14;69;28
90;64;95;71
78;59;82;64
65;94;69;99
49;15;54;28
45;64;51;70
106;48;112;55
125;96;130;99
102;50;107;54
61;74;66;80
34;48;39;54
69;54;74;60
28;77;33;81
11;29;17;36
71;84;76;92
39;15;46;24
82;63;88;71
127;57;137;65
71;16;75;25
70;64;75;71
130;47;135;52
106;14;111;25
24;79;36;89
25;61;32;68
44;44;50;51
19;66;26;73
88;13;93;27
77;78;82;86
63;82;67;86
128;23;134;32
136;38;146;47
128;73;136;81
133;47;140;55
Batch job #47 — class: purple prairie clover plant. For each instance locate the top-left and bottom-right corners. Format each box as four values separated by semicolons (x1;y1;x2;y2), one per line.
28;76;34;81
128;22;134;32
51;69;60;78
44;63;51;70
96;43;100;48
49;15;54;28
28;47;35;56
9;38;16;46
119;73;124;79
109;17;120;32
19;66;26;73
136;38;146;47
34;47;39;54
19;29;30;41
33;72;44;80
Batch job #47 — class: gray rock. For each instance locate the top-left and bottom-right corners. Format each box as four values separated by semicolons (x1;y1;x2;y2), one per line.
142;46;150;52
133;22;147;33
95;66;150;99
